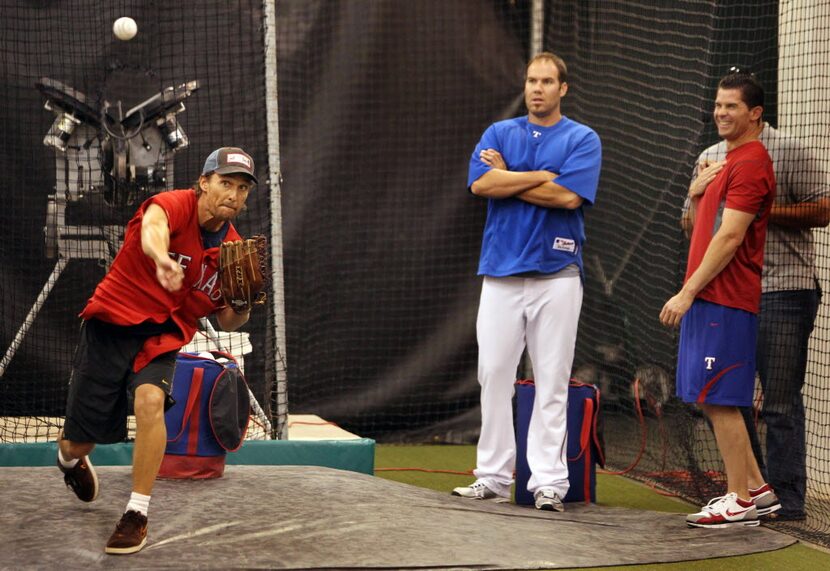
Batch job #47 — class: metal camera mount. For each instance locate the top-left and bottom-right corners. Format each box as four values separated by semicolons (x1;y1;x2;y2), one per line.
0;78;199;377
37;77;200;260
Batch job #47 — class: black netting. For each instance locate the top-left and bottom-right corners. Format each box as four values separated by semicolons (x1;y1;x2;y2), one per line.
2;0;829;548
0;1;276;439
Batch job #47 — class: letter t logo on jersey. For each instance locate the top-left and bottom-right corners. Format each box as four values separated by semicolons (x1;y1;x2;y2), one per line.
704;357;716;370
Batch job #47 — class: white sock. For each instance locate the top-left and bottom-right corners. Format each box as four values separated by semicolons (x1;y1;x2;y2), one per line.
58;448;79;469
126;492;151;517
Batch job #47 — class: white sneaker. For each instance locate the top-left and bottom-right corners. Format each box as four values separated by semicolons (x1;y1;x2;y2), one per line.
702;485;781;517
452;480;500;499
534;487;564;512
687;492;759;528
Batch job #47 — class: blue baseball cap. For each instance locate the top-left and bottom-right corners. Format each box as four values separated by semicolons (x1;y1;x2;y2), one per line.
202;147;257;185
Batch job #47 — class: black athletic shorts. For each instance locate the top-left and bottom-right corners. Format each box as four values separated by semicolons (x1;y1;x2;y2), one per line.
63;318;178;444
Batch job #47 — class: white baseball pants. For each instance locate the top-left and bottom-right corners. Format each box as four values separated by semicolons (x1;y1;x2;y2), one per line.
473;274;583;498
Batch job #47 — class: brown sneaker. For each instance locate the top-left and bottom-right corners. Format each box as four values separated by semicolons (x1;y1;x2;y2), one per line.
105;510;148;555
57;455;99;502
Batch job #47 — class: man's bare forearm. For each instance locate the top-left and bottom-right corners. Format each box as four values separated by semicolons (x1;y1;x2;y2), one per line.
141;204;172;264
770;199;830;229
516;181;583;209
216;306;250;331
660;209;752;328
682;231;743;298
470;169;553;198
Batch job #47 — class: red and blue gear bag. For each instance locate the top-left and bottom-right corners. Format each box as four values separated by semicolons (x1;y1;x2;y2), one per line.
515;379;605;504
158;351;251;479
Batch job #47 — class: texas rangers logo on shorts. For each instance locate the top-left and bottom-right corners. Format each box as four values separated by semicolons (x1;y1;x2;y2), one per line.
552;237;576;253
704;357;716;370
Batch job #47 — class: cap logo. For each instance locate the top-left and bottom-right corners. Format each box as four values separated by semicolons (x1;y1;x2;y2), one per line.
226;153;252;168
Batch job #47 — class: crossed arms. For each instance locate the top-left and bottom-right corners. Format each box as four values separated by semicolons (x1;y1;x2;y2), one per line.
470;149;583;209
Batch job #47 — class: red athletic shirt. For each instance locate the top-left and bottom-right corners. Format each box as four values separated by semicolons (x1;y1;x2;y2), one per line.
80;189;241;370
686;140;775;313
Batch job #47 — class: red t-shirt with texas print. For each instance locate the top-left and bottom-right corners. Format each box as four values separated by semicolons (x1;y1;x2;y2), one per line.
80;189;241;371
686;139;776;314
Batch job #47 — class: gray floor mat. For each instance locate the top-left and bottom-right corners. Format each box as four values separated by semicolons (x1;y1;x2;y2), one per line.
0;465;795;569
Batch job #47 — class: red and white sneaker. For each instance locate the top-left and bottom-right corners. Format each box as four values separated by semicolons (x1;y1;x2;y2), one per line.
687;492;759;528
701;484;782;518
749;484;782;516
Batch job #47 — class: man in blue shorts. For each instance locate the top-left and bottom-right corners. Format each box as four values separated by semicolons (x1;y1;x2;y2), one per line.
452;52;602;511
682;88;830;521
661;71;776;528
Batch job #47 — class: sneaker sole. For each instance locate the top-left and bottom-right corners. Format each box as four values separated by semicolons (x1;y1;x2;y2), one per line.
687;519;760;528
757;504;782;517
451;491;503;500
451;488;508;500
536;504;565;512
83;457;100;502
701;502;781;517
451;491;487;499
105;536;147;555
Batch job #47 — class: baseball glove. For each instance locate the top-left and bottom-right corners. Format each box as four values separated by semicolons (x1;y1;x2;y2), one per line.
219;235;268;313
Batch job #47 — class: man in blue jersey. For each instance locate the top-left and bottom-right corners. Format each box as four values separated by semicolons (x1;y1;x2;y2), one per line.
452;52;602;511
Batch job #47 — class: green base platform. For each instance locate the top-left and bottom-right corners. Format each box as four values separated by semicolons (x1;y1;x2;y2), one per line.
0;438;375;474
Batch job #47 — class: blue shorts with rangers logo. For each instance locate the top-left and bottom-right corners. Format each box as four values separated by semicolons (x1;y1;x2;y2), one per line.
676;299;757;407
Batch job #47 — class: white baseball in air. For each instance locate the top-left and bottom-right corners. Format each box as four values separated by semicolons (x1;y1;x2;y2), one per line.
113;17;138;41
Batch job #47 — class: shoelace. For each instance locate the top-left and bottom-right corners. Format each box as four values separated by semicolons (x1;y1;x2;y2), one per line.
703;496;727;511
116;512;145;531
702;493;743;513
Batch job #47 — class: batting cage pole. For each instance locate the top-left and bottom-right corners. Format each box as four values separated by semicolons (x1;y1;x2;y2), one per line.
516;0;546;383
264;0;289;440
530;0;544;58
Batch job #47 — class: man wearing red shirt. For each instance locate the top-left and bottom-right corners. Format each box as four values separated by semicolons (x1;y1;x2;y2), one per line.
56;147;259;554
660;72;776;528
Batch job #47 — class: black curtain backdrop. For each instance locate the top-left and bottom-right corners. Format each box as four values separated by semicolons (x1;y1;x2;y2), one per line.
276;0;529;440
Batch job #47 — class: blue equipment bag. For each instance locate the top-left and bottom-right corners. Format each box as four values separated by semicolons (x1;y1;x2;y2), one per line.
515;379;605;504
158;351;251;479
